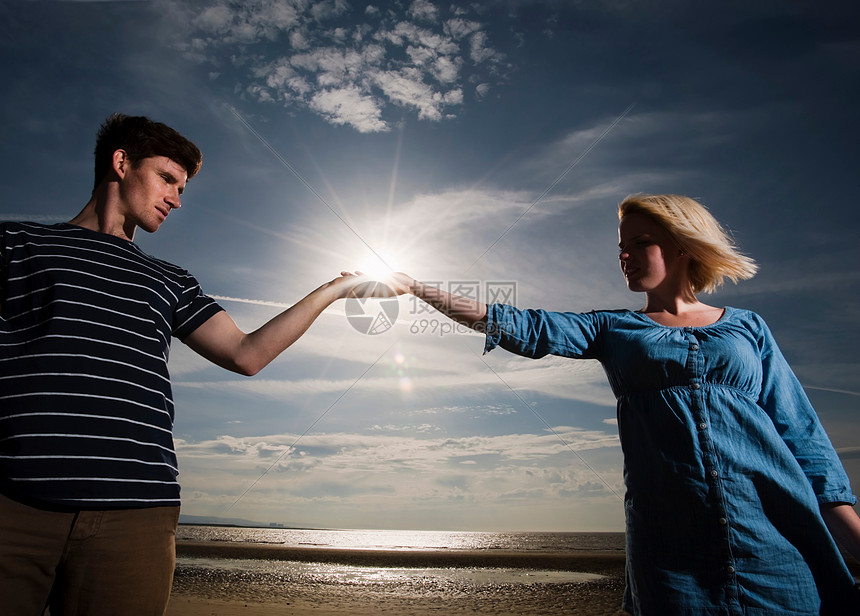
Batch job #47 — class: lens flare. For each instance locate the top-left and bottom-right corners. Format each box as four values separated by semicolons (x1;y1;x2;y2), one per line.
356;251;401;284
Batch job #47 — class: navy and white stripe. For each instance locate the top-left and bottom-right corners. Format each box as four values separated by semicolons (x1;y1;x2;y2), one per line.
0;222;223;508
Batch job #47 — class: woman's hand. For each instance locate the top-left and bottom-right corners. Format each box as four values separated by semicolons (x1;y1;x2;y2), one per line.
333;271;410;299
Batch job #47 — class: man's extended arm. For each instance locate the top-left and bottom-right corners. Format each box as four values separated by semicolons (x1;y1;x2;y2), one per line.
184;273;360;376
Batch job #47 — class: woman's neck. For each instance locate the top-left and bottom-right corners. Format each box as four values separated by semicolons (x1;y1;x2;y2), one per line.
641;295;724;327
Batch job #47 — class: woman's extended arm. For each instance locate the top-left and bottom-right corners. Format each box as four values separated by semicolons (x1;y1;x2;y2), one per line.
821;502;860;563
387;273;487;331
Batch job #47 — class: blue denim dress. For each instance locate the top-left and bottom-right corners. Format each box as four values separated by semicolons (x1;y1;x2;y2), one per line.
486;305;859;615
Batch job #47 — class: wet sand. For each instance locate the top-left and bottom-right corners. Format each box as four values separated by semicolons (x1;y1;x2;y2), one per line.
168;541;629;615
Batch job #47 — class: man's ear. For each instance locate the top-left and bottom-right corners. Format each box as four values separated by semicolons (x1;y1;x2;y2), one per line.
112;149;129;179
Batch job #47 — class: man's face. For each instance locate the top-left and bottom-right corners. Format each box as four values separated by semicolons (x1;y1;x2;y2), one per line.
116;154;187;234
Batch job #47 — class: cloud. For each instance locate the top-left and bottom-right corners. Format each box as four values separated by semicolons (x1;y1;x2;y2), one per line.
370;423;441;433
444;17;481;40
371;68;460;121
176;427;621;487
408;0;439;23
174;426;624;530
725;267;860;298
309;85;387;133
475;82;491;100
166;0;504;132
189;1;304;44
469;30;496;63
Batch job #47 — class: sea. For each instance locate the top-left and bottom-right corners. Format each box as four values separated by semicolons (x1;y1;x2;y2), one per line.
174;525;626;589
176;525;626;553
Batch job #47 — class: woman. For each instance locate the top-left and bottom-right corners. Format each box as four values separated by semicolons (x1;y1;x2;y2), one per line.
385;194;860;615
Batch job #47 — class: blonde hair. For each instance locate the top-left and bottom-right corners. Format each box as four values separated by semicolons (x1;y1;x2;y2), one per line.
618;194;757;294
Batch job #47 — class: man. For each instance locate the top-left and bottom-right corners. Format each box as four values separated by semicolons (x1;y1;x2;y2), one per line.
0;114;366;614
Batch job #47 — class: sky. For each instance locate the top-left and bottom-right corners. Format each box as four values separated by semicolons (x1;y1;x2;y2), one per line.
1;0;858;532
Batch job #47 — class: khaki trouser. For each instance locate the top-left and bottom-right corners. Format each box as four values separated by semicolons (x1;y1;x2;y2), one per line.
0;492;179;615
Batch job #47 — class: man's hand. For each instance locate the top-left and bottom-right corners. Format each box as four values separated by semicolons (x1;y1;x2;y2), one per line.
340;271;410;299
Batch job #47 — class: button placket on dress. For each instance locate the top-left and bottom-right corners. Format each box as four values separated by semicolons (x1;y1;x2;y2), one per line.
684;328;741;607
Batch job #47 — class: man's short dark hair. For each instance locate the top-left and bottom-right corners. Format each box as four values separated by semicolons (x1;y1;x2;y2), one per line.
93;113;203;190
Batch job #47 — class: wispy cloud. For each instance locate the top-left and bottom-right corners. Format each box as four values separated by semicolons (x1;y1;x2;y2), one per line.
209;294;294;309
836;447;860;460
804;385;860;398
0;214;68;222
175;348;614;407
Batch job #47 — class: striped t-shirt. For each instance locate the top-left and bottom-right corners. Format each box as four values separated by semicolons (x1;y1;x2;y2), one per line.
0;221;223;509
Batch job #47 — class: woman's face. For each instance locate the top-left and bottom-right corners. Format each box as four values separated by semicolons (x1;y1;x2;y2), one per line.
618;213;686;294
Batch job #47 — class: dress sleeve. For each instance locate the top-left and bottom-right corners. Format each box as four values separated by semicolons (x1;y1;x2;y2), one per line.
484;303;605;360
755;314;856;505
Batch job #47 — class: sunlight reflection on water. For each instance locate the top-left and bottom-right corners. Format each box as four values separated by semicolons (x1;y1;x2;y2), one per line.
175;527;623;589
176;556;605;586
176;525;625;552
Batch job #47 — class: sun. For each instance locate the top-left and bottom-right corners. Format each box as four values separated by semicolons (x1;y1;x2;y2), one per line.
356;250;402;285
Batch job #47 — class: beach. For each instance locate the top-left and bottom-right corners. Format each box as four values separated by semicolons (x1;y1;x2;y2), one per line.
167;541;629;615
167;536;860;615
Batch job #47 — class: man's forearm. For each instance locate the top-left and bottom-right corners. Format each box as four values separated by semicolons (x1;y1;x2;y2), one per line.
238;283;341;374
185;275;354;376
